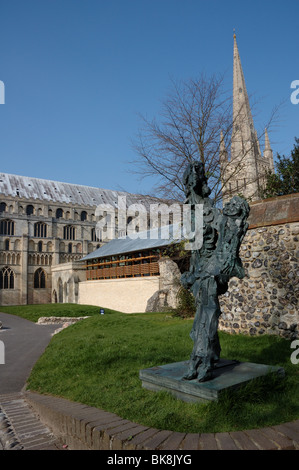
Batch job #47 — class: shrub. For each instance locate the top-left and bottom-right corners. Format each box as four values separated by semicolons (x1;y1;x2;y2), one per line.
174;285;196;318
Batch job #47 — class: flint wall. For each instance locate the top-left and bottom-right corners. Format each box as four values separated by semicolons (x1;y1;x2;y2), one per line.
218;193;299;339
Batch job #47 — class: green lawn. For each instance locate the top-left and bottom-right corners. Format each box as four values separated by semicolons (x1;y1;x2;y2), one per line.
0;303;118;322
1;304;298;433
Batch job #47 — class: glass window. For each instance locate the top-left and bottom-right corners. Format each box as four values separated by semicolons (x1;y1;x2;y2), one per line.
34;268;46;289
0;219;14;235
63;225;75;240
0;267;14;289
0;202;6;213
26;205;34;216
34;222;47;238
56;208;63;219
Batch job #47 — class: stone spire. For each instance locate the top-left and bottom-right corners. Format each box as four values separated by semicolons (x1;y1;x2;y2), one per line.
220;34;275;205
232;33;261;162
233;34;253;139
228;34;263;202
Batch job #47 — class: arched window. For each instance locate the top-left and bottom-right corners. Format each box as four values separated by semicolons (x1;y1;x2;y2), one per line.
63;225;75;240
91;228;99;242
38;241;43;253
4;239;9;250
81;211;87;221
0;219;14;235
56;208;63;219
34;222;47;238
26;205;34;216
34;268;46;289
0;202;6;213
0;267;14;289
68;242;72;254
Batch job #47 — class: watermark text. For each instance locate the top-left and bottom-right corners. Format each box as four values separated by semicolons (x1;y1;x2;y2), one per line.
290;80;299;104
290;340;299;365
95;196;203;250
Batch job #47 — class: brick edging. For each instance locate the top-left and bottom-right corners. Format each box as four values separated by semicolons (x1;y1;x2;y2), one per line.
24;391;299;450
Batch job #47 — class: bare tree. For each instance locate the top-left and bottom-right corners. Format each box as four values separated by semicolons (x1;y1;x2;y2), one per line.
130;73;278;205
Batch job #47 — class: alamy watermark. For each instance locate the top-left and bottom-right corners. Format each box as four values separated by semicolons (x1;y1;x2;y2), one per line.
291;340;299;365
0;80;4;104
95;196;203;250
290;80;299;104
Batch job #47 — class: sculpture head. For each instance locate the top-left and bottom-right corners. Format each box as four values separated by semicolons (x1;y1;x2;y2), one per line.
182;161;211;199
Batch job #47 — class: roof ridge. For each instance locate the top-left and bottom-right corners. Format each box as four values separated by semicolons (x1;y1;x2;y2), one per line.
0;171;132;194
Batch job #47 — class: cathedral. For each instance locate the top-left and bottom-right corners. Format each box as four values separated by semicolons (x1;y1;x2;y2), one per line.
0;35;275;306
0;174;161;306
220;34;274;204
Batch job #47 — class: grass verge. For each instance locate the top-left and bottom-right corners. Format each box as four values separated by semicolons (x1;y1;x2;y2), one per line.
0;303;118;322
8;306;296;434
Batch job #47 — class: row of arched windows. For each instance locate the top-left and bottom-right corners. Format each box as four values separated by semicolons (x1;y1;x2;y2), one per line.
28;254;52;266
0;252;21;265
1;204;35;216
1;202;94;221
56;209;88;221
0;267;47;289
0;219;97;242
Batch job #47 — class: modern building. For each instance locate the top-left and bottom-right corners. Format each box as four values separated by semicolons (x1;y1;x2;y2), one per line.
79;224;183;313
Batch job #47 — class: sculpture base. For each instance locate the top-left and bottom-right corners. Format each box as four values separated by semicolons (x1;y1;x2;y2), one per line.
139;359;284;403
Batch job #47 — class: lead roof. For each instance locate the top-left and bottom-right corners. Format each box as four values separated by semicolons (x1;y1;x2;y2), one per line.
0;172;164;208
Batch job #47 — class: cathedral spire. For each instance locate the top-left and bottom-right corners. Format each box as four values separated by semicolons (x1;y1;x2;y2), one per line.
221;34;275;205
232;33;256;144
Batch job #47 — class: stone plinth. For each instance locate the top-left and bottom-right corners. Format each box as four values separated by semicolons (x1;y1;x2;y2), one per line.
139;360;284;403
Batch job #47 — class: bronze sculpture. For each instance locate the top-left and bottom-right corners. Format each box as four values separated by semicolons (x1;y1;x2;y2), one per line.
181;161;250;382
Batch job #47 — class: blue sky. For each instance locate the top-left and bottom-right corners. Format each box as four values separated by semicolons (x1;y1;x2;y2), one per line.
0;0;298;195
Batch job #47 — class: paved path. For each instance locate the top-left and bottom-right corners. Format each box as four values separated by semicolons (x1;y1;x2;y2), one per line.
0;313;63;449
0;313;60;394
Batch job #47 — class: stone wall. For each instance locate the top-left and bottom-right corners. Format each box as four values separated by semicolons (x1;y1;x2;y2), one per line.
51;261;85;304
146;258;181;312
219;193;299;339
78;276;160;313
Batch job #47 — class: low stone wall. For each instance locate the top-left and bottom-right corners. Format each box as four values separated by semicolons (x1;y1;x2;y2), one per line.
219;194;299;339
